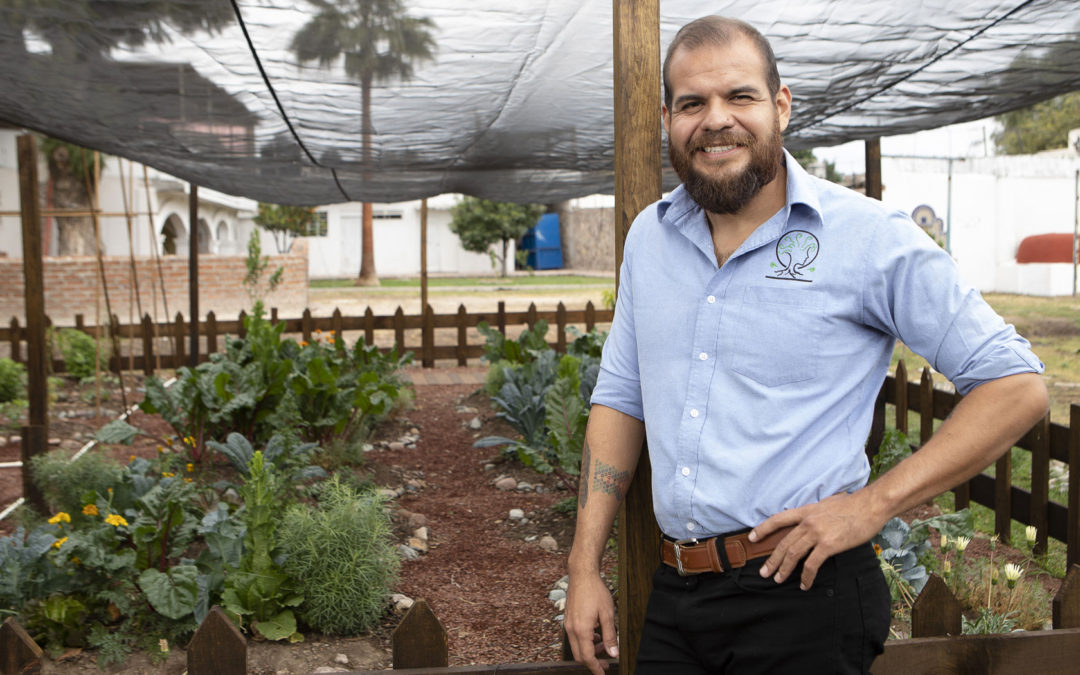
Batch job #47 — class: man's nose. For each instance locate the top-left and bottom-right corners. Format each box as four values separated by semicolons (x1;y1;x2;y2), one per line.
701;101;735;131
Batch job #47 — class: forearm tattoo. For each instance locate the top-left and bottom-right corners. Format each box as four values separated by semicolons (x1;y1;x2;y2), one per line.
578;439;591;510
592;459;631;503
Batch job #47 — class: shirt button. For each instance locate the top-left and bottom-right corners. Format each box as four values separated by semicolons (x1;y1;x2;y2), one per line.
681;467;690;476
689;409;699;418
686;522;696;531
699;352;708;360
707;295;716;304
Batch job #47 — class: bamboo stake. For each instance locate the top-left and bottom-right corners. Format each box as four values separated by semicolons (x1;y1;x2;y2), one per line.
119;160;143;373
85;152;128;411
144;165;171;370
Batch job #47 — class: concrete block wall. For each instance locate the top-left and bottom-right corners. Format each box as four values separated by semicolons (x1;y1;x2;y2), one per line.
0;240;308;326
560;207;616;272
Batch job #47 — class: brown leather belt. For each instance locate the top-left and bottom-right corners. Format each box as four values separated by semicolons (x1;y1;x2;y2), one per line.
661;526;794;576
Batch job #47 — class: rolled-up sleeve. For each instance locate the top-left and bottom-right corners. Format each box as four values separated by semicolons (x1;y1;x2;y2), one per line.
591;250;645;420
860;213;1043;395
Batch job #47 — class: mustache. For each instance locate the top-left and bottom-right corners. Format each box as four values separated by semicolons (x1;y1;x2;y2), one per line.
689;132;755;152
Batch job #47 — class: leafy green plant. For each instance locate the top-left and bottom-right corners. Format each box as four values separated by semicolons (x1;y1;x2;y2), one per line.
54;328;103;380
0;357;26;403
243;230;284;304
28;449;125;516
22;593;88;657
221;451;303;642
873;517;930;605
870;428;911;480
279;475;399;634
477;320;551;366
207;432;326;487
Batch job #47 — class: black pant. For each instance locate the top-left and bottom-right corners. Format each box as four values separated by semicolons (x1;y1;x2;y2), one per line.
636;542;890;674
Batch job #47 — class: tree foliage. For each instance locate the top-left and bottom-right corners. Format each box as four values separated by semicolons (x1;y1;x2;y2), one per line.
994;91;1080;155
449;197;544;276
253;203;316;254
791;148;843;183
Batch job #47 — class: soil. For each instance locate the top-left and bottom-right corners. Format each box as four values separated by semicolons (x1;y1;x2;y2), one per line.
0;369;609;673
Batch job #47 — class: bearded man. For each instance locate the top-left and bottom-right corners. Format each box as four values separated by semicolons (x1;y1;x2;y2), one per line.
564;15;1047;675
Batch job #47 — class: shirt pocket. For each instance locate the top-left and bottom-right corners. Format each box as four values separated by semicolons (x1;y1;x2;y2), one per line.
730;285;825;387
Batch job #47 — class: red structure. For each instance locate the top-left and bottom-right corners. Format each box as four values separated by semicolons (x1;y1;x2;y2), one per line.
1016;233;1077;264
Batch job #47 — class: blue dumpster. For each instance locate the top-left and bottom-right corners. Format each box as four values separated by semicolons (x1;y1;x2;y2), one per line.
520;213;564;270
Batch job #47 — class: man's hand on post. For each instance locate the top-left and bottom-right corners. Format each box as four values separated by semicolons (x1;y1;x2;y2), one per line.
564;571;619;675
749;491;885;590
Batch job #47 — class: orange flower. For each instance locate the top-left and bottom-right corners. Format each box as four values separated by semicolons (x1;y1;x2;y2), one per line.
82;504;99;516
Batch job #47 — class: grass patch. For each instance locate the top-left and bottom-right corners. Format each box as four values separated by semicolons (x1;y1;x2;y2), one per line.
311;275;612;289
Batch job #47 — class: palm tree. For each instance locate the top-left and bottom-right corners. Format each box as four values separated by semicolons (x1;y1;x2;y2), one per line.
291;0;435;286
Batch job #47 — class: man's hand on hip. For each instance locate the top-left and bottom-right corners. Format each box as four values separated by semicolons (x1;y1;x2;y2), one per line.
749;491;886;590
564;571;618;675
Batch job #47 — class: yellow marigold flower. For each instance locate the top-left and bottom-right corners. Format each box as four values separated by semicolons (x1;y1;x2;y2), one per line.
107;487;113;493
104;514;128;527
872;543;882;556
157;445;165;454
165;437;173;446
162;471;175;478
52;536;68;549
184;478;193;483
186;463;195;473
82;504;99;516
48;512;71;525
70;556;81;565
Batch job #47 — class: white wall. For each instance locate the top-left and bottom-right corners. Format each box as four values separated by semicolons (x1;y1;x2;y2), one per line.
881;155;1080;296
306;196;510;279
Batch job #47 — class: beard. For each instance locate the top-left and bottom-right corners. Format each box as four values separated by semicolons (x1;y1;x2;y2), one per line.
669;118;784;215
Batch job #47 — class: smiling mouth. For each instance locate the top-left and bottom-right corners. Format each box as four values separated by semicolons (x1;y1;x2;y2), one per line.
701;145;739;153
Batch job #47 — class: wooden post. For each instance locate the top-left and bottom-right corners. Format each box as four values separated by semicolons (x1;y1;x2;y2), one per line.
457;304;468;366
585;300;596;332
613;0;662;671
302;308;313;343
332;308;344;352
953;392;970;511
556;302;567;353
1;617;43;674
1030;414;1051;554
173;312;186;368
17;134;48;514
995;448;1012;545
894;359;908;437
422;304;435;368
187;607;246;675
1053;564;1080;629
392;599;448;669
865;139;882;200
420;198;429;315
911;574;962;637
206;311;218;357
188;184;199;367
919;367;934;447
237;310;248;339
526;302;538;330
141;314;154;376
7;318;19;363
497;300;507;336
394;307;405;352
364;307;375;346
1069;404;1080;567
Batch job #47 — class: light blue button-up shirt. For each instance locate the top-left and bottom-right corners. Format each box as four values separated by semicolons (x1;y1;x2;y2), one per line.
591;151;1043;540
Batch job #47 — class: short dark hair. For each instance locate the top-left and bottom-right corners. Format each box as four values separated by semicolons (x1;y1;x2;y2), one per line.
663;16;781;109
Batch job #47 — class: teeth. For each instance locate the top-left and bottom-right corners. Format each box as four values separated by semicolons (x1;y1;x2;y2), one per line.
703;145;737;153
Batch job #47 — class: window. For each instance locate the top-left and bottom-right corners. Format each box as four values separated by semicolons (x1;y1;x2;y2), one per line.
372;210;403;220
305;211;329;237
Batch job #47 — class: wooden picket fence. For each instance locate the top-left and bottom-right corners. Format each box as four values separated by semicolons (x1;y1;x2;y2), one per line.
870;360;1080;568
4;566;1080;674
0;301;613;373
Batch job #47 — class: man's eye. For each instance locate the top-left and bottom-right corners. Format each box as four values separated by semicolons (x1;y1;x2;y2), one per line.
680;101;702;111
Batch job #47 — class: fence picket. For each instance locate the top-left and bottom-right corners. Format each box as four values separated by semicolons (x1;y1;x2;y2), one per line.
0;616;42;674
953;392;971;511
302;308;313;343
394;307;405;352
895;359;908;437
206;312;218;357
187;606;246;675
173;313;186;368
498;301;506;336
995;448;1013;544
237;310;248;340
585;300;595;332
423;305;435;368
141;314;154;376
7;317;18;364
911;574;961;637
1053;565;1080;629
556;303;567;353
1031;415;1051;554
393;598;448;669
1070;405;1080;567
364;307;375;346
919;367;933;446
457;305;468;366
527;303;538;330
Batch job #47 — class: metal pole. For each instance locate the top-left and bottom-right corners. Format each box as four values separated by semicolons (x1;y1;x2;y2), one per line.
420;198;428;314
864;139;882;200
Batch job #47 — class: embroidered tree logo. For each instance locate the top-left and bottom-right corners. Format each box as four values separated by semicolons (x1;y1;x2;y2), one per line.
771;230;819;280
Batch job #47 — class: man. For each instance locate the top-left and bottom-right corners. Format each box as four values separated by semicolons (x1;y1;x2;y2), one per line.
565;16;1048;675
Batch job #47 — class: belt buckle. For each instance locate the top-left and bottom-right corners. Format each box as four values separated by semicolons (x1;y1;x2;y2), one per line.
673;538;698;576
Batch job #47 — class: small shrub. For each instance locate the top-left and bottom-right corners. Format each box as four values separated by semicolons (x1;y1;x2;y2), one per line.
29;449;124;515
55;329;103;380
0;358;26;403
279;475;399;635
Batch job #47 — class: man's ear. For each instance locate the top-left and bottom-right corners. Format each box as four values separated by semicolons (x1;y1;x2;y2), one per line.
661;104;670;136
776;85;792;133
